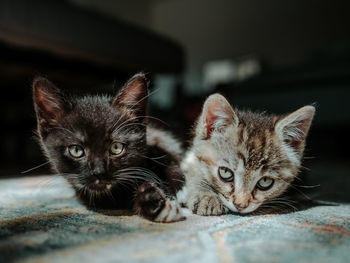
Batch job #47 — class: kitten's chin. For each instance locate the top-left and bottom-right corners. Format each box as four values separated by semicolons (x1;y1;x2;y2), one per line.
87;179;113;192
235;204;259;214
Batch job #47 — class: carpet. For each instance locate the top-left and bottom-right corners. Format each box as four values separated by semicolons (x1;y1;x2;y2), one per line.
0;175;349;263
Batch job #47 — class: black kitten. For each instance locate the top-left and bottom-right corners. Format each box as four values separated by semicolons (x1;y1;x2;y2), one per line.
32;73;184;222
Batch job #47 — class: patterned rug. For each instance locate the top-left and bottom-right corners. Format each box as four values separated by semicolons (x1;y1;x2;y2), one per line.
0;175;349;263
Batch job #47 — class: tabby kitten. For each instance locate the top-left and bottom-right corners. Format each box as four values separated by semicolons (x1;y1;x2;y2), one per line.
180;94;315;215
33;73;184;222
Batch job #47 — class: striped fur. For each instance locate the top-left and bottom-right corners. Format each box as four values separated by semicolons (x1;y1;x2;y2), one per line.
182;94;315;215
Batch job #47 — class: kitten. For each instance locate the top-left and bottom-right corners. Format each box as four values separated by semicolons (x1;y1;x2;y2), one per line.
32;73;184;222
180;93;315;215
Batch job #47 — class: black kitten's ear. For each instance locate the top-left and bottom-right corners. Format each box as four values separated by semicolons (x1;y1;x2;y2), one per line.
275;105;315;153
112;73;148;116
32;77;68;128
196;93;238;140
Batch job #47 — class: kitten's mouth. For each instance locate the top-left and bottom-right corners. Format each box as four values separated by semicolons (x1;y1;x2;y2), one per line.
88;179;112;191
218;194;258;214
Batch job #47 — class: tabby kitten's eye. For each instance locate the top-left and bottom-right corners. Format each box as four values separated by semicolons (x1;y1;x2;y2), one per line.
68;145;85;158
256;177;274;190
218;166;234;182
110;142;125;155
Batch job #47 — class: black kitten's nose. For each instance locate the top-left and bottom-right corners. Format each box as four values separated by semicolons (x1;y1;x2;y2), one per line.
92;173;103;180
89;158;106;178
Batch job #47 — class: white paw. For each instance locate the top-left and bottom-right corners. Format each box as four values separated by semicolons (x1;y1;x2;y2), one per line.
154;199;185;223
188;193;226;216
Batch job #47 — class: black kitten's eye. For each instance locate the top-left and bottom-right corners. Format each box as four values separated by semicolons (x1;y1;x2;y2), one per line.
218;166;234;182
68;145;85;158
110;142;125;156
256;177;274;190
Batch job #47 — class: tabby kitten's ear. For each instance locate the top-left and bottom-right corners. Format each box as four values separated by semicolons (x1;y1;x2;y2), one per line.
33;77;69;129
196;94;238;140
113;73;148;117
275;105;315;153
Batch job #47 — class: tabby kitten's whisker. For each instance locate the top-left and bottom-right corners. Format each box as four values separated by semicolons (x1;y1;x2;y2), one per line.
293;184;320;188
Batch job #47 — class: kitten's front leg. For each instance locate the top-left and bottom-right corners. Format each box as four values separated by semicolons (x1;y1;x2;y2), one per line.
187;191;228;216
134;182;184;223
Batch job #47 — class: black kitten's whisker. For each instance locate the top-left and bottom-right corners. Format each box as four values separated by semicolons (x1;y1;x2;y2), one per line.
144;154;168;160
105;189;117;203
115;122;148;133
130;86;161;111
136;154;167;167
116;172;161;185
118;167;161;180
171;178;185;184
141;115;169;127
21;161;50;174
111;114;169;134
48;126;77;137
115;177;139;186
117;178;137;187
88;190;95;208
111;115;145;134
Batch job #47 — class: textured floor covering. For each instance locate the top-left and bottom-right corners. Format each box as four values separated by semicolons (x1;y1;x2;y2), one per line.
0;175;349;263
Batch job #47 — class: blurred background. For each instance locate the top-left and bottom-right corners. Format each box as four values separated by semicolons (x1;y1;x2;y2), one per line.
1;0;349;201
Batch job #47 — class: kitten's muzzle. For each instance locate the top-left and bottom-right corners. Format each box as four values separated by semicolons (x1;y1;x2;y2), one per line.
88;175;112;191
234;204;248;211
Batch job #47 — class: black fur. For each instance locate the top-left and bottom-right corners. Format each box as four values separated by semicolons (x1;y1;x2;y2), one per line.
32;73;184;220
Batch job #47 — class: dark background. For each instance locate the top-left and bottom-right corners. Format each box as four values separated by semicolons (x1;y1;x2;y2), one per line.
1;0;349;202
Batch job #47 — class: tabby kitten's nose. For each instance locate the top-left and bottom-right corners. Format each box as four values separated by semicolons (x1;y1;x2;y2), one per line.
235;204;248;211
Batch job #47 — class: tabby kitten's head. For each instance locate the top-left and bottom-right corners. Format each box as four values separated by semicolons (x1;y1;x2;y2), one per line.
191;94;315;214
33;73;148;198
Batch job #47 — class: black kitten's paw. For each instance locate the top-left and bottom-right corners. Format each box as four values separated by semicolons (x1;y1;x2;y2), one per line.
134;182;166;219
134;182;185;223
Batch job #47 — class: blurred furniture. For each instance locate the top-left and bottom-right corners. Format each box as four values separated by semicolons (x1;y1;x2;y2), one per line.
0;0;184;173
217;48;350;162
0;0;183;77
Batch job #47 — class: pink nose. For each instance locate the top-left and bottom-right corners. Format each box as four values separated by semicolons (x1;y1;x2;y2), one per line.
235;204;248;211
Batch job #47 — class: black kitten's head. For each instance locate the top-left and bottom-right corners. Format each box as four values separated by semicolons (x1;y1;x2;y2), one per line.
33;73;149;199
